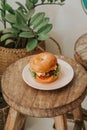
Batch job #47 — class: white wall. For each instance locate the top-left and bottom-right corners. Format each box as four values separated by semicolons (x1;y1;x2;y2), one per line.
1;0;87;57
35;0;87;57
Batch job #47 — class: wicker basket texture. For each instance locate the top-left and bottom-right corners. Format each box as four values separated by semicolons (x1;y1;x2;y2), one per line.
0;42;45;75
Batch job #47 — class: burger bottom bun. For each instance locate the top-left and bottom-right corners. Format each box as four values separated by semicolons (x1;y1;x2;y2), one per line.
36;75;58;83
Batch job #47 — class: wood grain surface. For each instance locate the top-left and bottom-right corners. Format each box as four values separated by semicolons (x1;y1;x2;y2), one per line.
74;33;87;69
1;55;87;118
4;107;26;130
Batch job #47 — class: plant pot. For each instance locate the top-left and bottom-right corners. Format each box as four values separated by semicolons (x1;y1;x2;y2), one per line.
0;41;45;75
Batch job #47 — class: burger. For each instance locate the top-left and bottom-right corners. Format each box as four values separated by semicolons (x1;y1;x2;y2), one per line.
29;52;61;83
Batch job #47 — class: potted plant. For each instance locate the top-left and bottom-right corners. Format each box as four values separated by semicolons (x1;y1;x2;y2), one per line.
0;0;65;75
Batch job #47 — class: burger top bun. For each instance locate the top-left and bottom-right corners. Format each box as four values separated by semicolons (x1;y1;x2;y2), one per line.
29;52;57;73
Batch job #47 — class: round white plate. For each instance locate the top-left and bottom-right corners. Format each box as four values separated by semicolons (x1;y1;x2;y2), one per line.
22;59;74;90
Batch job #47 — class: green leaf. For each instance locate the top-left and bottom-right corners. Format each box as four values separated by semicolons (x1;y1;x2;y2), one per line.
31;0;38;4
26;9;35;21
37;24;53;35
34;17;49;30
54;65;61;76
26;0;34;10
0;8;4;12
5;14;16;24
33;16;45;29
60;0;65;2
0;34;16;42
16;2;27;12
38;34;49;41
5;39;14;45
16;9;27;23
41;0;45;3
19;32;34;38
13;24;29;31
15;10;26;25
3;28;19;34
4;3;15;14
1;1;5;9
49;0;53;3
29;69;36;78
26;39;38;51
30;12;45;25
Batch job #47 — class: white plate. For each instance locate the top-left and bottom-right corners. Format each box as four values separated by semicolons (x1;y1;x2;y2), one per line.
22;59;74;90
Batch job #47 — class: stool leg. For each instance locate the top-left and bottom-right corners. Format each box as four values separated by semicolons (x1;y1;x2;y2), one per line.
82;108;87;121
54;114;67;130
4;107;26;130
73;106;86;130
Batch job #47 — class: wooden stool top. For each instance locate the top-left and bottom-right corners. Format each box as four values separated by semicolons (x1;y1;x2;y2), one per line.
74;33;87;69
1;55;87;118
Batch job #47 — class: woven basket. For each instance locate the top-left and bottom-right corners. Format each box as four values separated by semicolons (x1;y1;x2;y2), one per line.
0;42;45;75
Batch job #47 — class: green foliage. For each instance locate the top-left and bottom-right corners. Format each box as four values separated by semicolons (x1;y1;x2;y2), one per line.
29;68;36;79
26;39;38;51
0;0;7;28
0;0;66;51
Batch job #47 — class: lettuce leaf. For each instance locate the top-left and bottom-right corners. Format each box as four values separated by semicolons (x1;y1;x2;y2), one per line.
29;69;36;79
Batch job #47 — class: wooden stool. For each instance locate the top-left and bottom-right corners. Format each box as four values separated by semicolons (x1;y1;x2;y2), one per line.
1;55;87;130
74;33;87;69
74;33;87;122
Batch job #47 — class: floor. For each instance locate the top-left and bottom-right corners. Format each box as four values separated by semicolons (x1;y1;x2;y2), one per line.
24;96;87;130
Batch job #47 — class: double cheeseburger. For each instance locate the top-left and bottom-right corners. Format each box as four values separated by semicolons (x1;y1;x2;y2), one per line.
29;52;61;83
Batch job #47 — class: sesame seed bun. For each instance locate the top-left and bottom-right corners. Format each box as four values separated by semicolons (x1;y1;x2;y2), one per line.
29;52;57;73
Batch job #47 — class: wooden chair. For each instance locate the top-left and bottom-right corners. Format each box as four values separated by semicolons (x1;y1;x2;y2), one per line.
45;37;62;55
74;33;87;129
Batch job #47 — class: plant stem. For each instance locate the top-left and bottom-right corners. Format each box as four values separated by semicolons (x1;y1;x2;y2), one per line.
3;0;6;28
34;2;64;8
